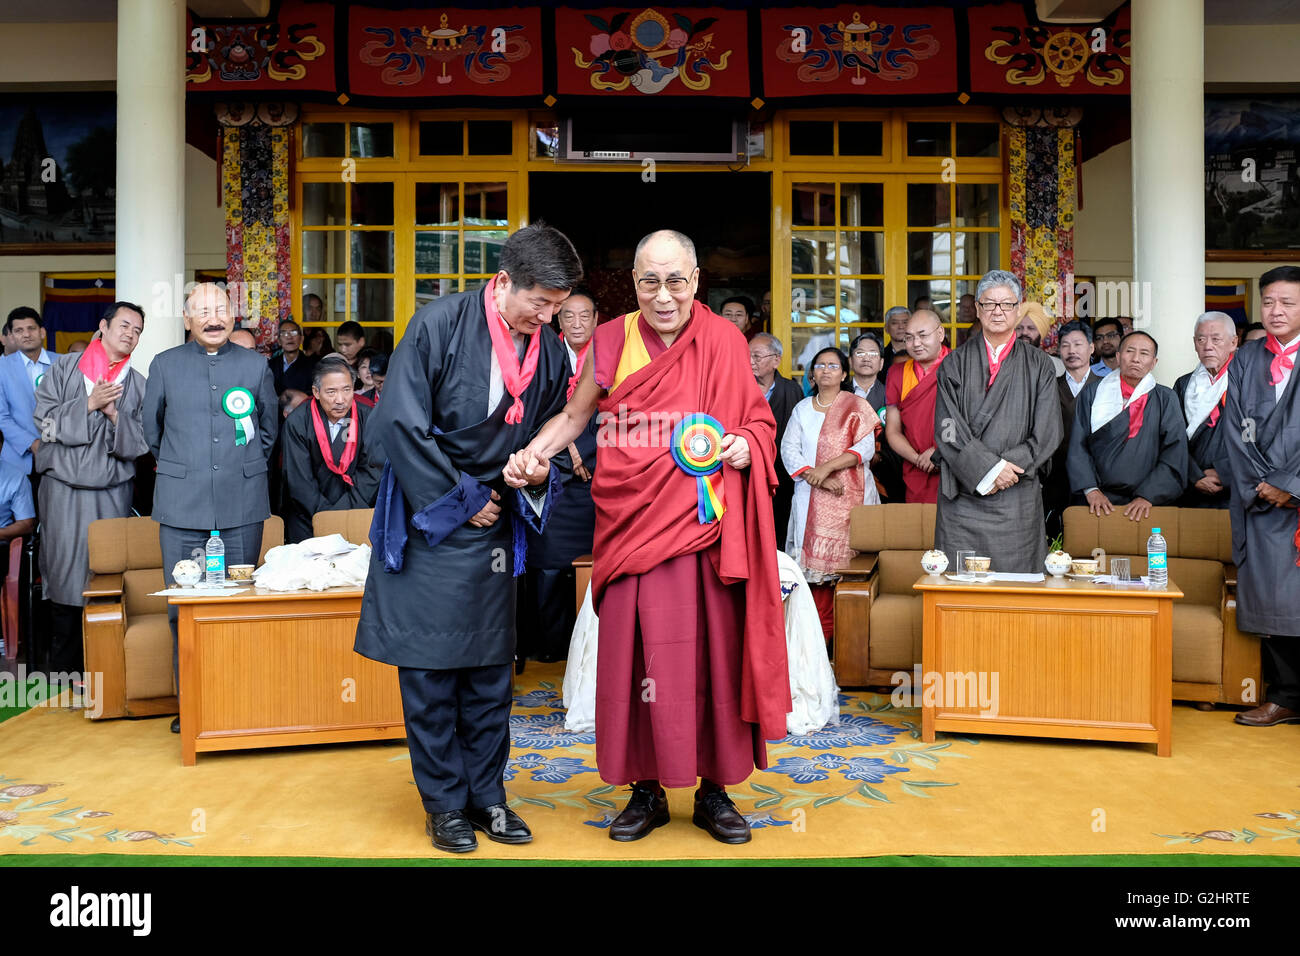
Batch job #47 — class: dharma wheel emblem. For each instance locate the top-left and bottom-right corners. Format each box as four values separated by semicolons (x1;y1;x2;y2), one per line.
1042;31;1089;85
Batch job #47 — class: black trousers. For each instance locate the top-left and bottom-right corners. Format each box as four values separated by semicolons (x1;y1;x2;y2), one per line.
517;567;575;661
1262;636;1300;710
49;602;84;674
398;664;512;815
159;522;263;687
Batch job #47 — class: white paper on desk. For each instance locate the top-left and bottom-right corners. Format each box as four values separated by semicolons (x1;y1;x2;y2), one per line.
989;572;1046;582
151;587;249;597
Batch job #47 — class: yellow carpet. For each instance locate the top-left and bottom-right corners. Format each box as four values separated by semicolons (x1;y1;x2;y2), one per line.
2;665;1299;860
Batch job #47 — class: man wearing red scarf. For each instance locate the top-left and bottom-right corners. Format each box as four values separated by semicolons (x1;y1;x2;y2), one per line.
33;302;149;672
280;355;383;543
1223;266;1300;727
1174;312;1237;508
506;230;790;846
356;223;583;854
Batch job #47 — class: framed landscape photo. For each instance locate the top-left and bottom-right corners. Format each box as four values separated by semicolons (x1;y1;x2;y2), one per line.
0;92;116;255
1205;95;1300;261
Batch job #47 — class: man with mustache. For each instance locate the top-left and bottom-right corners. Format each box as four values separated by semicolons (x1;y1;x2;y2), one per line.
142;283;278;733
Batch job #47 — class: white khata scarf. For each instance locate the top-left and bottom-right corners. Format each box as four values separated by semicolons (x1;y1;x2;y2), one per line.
1090;368;1155;434
1182;362;1229;437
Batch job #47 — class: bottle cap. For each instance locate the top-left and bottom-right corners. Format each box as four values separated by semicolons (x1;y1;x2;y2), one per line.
1152;528;1161;534
210;530;219;536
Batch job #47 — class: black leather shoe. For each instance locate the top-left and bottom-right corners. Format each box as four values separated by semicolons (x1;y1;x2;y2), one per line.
426;810;478;853
609;783;669;842
693;788;751;844
466;804;532;844
170;717;180;734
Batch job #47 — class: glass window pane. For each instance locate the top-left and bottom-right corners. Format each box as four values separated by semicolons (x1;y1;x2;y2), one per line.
351;182;393;226
788;121;834;156
302;122;345;157
302;231;347;275
953;232;999;276
300;278;340;324
467;120;514;155
792;183;834;227
839;183;883;228
351;280;392;324
416;182;460;227
463;230;508;275
791;326;840;374
908;279;951;320
302;182;345;226
838;121;883;156
791;229;836;276
907;121;950;157
419;121;463;155
351;231;394;274
843;232;884;276
350;122;394;158
956;184;999;227
464;182;508;227
845;280;884;325
462;277;488;292
956;122;999;158
416;277;458;308
907;232;951;275
791;279;838;324
907;183;950;227
415;231;460;274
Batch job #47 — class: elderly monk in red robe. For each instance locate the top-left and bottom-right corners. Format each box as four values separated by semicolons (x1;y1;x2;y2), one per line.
505;229;790;846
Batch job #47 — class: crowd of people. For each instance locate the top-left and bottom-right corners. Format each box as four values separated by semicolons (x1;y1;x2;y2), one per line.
2;238;1297;855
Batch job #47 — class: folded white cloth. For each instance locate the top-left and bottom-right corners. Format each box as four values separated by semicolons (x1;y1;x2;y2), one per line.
253;535;371;591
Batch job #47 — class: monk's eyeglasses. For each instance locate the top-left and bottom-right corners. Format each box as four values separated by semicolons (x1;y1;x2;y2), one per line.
636;277;690;294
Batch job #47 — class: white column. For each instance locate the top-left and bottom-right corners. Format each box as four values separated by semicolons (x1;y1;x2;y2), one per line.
116;0;187;368
1131;0;1204;385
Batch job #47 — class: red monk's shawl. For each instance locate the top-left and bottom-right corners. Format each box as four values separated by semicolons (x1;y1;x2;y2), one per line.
590;301;792;741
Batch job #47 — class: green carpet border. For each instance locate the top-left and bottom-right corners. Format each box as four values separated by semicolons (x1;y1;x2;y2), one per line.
0;674;48;725
2;852;1298;867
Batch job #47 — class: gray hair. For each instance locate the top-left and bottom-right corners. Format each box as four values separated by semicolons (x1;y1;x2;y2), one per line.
1194;311;1237;338
313;355;354;388
975;270;1023;304
752;332;783;358
634;229;698;271
884;305;911;324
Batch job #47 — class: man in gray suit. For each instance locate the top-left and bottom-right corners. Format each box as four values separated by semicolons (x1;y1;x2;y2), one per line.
142;283;278;733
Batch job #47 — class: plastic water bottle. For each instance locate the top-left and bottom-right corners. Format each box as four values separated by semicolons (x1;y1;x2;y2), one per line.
205;530;226;586
1146;527;1167;590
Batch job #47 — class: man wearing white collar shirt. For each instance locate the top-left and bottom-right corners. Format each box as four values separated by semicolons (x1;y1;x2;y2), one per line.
1067;330;1189;522
0;307;58;486
1173;312;1237;508
752;332;803;547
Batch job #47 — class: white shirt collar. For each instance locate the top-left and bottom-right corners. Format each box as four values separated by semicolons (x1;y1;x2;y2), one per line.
22;350;51;367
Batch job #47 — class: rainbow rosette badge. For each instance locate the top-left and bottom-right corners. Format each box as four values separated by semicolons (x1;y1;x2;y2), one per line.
670;413;727;524
222;386;256;446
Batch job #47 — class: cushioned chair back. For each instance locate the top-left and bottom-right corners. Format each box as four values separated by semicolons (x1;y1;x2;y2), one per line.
312;509;374;546
849;503;937;552
1062;506;1232;563
878;551;930;596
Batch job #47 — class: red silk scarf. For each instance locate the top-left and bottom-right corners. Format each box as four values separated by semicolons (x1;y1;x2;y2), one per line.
1266;334;1299;386
310;399;358;486
1208;354;1233;428
484;277;541;424
77;337;128;385
561;331;592;400
1119;377;1149;440
985;336;1014;389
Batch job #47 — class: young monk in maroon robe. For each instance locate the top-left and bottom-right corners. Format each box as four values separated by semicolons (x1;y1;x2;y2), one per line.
884;310;950;503
505;230;791;845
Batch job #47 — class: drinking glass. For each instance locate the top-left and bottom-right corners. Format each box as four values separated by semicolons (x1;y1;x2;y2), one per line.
1110;557;1130;583
956;550;974;579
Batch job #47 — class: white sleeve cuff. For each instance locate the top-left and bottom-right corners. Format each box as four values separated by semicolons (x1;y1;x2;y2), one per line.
976;459;1007;496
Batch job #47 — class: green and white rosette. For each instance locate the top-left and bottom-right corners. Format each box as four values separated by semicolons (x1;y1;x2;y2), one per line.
222;387;256;446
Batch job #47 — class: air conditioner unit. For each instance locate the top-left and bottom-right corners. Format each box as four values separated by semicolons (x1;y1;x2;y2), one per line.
556;110;748;164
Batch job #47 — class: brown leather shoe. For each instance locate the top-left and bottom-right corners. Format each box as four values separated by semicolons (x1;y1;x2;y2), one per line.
693;788;752;844
1234;702;1300;727
609;783;669;842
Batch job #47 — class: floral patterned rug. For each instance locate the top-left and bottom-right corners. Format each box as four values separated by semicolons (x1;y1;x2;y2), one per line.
2;664;1298;860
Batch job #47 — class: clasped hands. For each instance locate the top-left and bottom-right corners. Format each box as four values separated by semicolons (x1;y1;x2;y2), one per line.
87;378;123;421
803;461;845;496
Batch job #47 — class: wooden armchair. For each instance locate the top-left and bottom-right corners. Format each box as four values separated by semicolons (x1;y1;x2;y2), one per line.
82;516;283;719
312;509;374;546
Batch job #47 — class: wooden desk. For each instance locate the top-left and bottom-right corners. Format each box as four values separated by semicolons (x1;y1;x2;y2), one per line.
170;587;404;766
912;575;1181;757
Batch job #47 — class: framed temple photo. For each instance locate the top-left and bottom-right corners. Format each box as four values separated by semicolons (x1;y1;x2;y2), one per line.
0;92;116;255
1205;95;1300;261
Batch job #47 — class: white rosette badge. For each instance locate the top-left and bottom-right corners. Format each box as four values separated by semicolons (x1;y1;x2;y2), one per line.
222;386;256;446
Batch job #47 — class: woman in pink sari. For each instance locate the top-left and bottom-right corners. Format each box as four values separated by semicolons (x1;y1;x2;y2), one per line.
780;347;879;641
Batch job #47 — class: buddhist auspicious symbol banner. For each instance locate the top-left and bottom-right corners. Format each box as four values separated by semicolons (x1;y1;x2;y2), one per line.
1007;119;1078;345
186;1;334;92
219;104;297;349
348;6;542;97
759;6;957;97
555;7;749;96
969;4;1130;95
